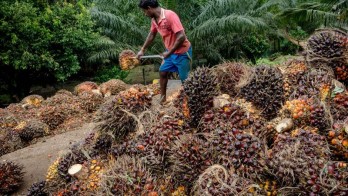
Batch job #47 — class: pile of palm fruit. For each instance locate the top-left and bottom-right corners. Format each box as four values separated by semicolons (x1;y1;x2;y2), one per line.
2;28;348;195
21;28;347;196
0;79;155;157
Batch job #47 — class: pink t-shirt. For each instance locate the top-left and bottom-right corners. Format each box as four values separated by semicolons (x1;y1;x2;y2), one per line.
150;9;191;54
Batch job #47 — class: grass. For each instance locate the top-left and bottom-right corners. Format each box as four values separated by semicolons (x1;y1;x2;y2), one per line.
125;64;160;85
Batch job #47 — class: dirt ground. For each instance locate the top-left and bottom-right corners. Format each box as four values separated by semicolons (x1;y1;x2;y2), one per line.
0;123;95;195
0;80;182;196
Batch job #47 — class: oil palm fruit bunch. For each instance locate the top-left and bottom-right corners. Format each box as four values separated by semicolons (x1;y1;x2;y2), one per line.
267;130;330;187
282;60;308;98
112;139;141;158
119;50;140;70
38;106;67;130
213;62;248;97
78;91;104;113
136;116;190;174
57;149;87;182
94;86;152;141
14;120;49;142
94;96;134;141
74;81;99;95
183;67;218;127
39;94;82;130
99;79;128;97
0;161;24;195
210;128;265;181
198;103;251;134
20;94;44;108
169;134;213;188
284;99;311;123
99;155;159;195
300;161;348;195
307;29;347;64
308;100;329;132
193;164;262;195
240;65;284;120
0;109;18;129
146;83;161;96
331;91;348;121
93;133;113;154
173;88;190;119
55;89;73;96
291;68;333;100
332;61;348;84
328;119;348;160
27;181;48;196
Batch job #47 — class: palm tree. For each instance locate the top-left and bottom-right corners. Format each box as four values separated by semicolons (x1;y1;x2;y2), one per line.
88;0;164;63
189;0;276;62
266;0;348;49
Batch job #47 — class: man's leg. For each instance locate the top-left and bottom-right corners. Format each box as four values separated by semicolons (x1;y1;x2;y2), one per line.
159;71;169;103
159;55;177;104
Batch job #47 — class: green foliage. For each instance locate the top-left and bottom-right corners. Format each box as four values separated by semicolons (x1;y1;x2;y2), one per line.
89;0;160;64
190;0;275;63
241;34;270;63
93;65;129;83
255;55;298;66
0;1;101;103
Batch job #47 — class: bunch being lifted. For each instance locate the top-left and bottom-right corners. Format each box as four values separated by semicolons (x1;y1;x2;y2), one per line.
1;29;347;195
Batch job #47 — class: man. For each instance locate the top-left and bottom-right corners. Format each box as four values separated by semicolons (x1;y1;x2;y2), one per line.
136;0;192;104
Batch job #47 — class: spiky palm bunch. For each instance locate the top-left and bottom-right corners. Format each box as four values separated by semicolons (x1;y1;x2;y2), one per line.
133;116;190;174
98;155;159;195
39;93;82;130
74;81;99;95
119;50;140;70
193;165;262;195
15;120;49;142
78;91;104;113
169;134;213;188
20;94;44;108
331;91;348;121
99;79;127;97
183;67;219;127
299;161;348;195
94;86;152;141
198;103;252;134
210;128;266;181
93;133;113;154
268;130;330;187
328;119;348;160
282;60;308;98
27;181;48;196
290;68;333;100
0;161;24;194
307;29;347;62
240;65;285;120
214;62;248;97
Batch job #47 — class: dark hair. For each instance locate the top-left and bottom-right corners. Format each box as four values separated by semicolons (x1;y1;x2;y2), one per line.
138;0;159;9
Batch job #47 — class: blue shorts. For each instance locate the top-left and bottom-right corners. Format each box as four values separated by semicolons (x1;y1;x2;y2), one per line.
159;47;192;82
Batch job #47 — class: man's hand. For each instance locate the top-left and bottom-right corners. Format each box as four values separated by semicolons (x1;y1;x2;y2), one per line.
162;51;171;59
136;49;145;60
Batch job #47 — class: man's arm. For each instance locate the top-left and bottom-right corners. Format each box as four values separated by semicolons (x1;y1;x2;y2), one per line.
163;30;185;58
137;31;157;58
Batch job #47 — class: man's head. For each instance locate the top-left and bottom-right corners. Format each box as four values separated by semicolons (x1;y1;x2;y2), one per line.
138;0;159;18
